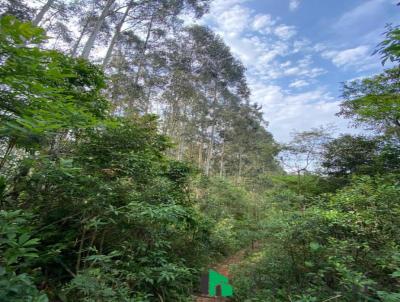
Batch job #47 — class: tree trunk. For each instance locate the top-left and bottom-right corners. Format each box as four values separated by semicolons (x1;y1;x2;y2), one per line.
205;129;214;176
177;138;184;160
198;132;204;169
177;105;187;160
297;170;301;195
52;32;61;49
32;0;55;26
143;83;152;114
133;13;154;86
237;153;242;183
70;18;90;57
81;0;115;59
205;84;218;176
0;138;15;171
75;228;86;274
219;136;225;177
102;1;134;68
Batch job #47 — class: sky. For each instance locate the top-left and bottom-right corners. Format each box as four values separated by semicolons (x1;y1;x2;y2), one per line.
190;0;399;142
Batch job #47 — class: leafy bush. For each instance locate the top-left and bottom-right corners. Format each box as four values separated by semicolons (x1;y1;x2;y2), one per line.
0;210;48;302
0;116;213;301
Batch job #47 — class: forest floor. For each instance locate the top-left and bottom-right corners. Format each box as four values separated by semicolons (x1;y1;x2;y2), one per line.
193;242;260;302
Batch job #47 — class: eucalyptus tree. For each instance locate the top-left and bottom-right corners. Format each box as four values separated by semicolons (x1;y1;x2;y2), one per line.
156;25;275;178
223;102;278;180
184;25;249;175
103;0;210;121
69;0;109;56
31;0;73;47
106;25;170;116
101;0;137;68
32;0;56;26
158;29;204;161
101;0;210;68
80;0;116;59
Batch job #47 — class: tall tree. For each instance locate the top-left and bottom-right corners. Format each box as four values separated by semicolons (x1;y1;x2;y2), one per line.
102;0;135;68
102;0;210;68
80;0;116;59
32;0;56;26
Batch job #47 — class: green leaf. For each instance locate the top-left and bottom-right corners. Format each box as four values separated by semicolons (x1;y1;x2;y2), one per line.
309;242;320;252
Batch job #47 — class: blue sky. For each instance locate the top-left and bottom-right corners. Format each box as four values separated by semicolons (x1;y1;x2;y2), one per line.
193;0;399;142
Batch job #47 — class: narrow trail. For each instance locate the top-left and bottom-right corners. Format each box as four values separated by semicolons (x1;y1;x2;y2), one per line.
193;243;260;302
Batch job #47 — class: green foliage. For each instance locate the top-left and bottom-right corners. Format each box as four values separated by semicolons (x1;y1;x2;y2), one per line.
339;67;400;138
322;135;400;177
0;116;210;301
0;210;48;302
232;175;400;302
375;24;400;65
197;177;266;257
270;173;341;197
0;15;108;151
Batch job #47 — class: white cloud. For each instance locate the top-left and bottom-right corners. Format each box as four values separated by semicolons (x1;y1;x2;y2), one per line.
200;0;302;67
335;0;387;31
243;50;324;82
215;4;251;36
249;81;355;142
208;0;250;12
252;14;275;34
322;46;368;66
321;45;378;71
289;79;310;88
313;43;327;52
293;39;311;53
282;56;325;78
274;24;297;40
289;0;301;11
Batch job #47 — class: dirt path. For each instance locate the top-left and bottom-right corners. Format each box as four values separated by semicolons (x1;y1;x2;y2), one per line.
193;243;259;302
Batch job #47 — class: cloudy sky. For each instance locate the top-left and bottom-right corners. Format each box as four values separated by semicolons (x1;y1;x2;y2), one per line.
191;0;399;142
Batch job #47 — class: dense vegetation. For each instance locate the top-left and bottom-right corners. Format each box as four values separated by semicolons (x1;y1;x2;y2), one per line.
0;1;399;302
